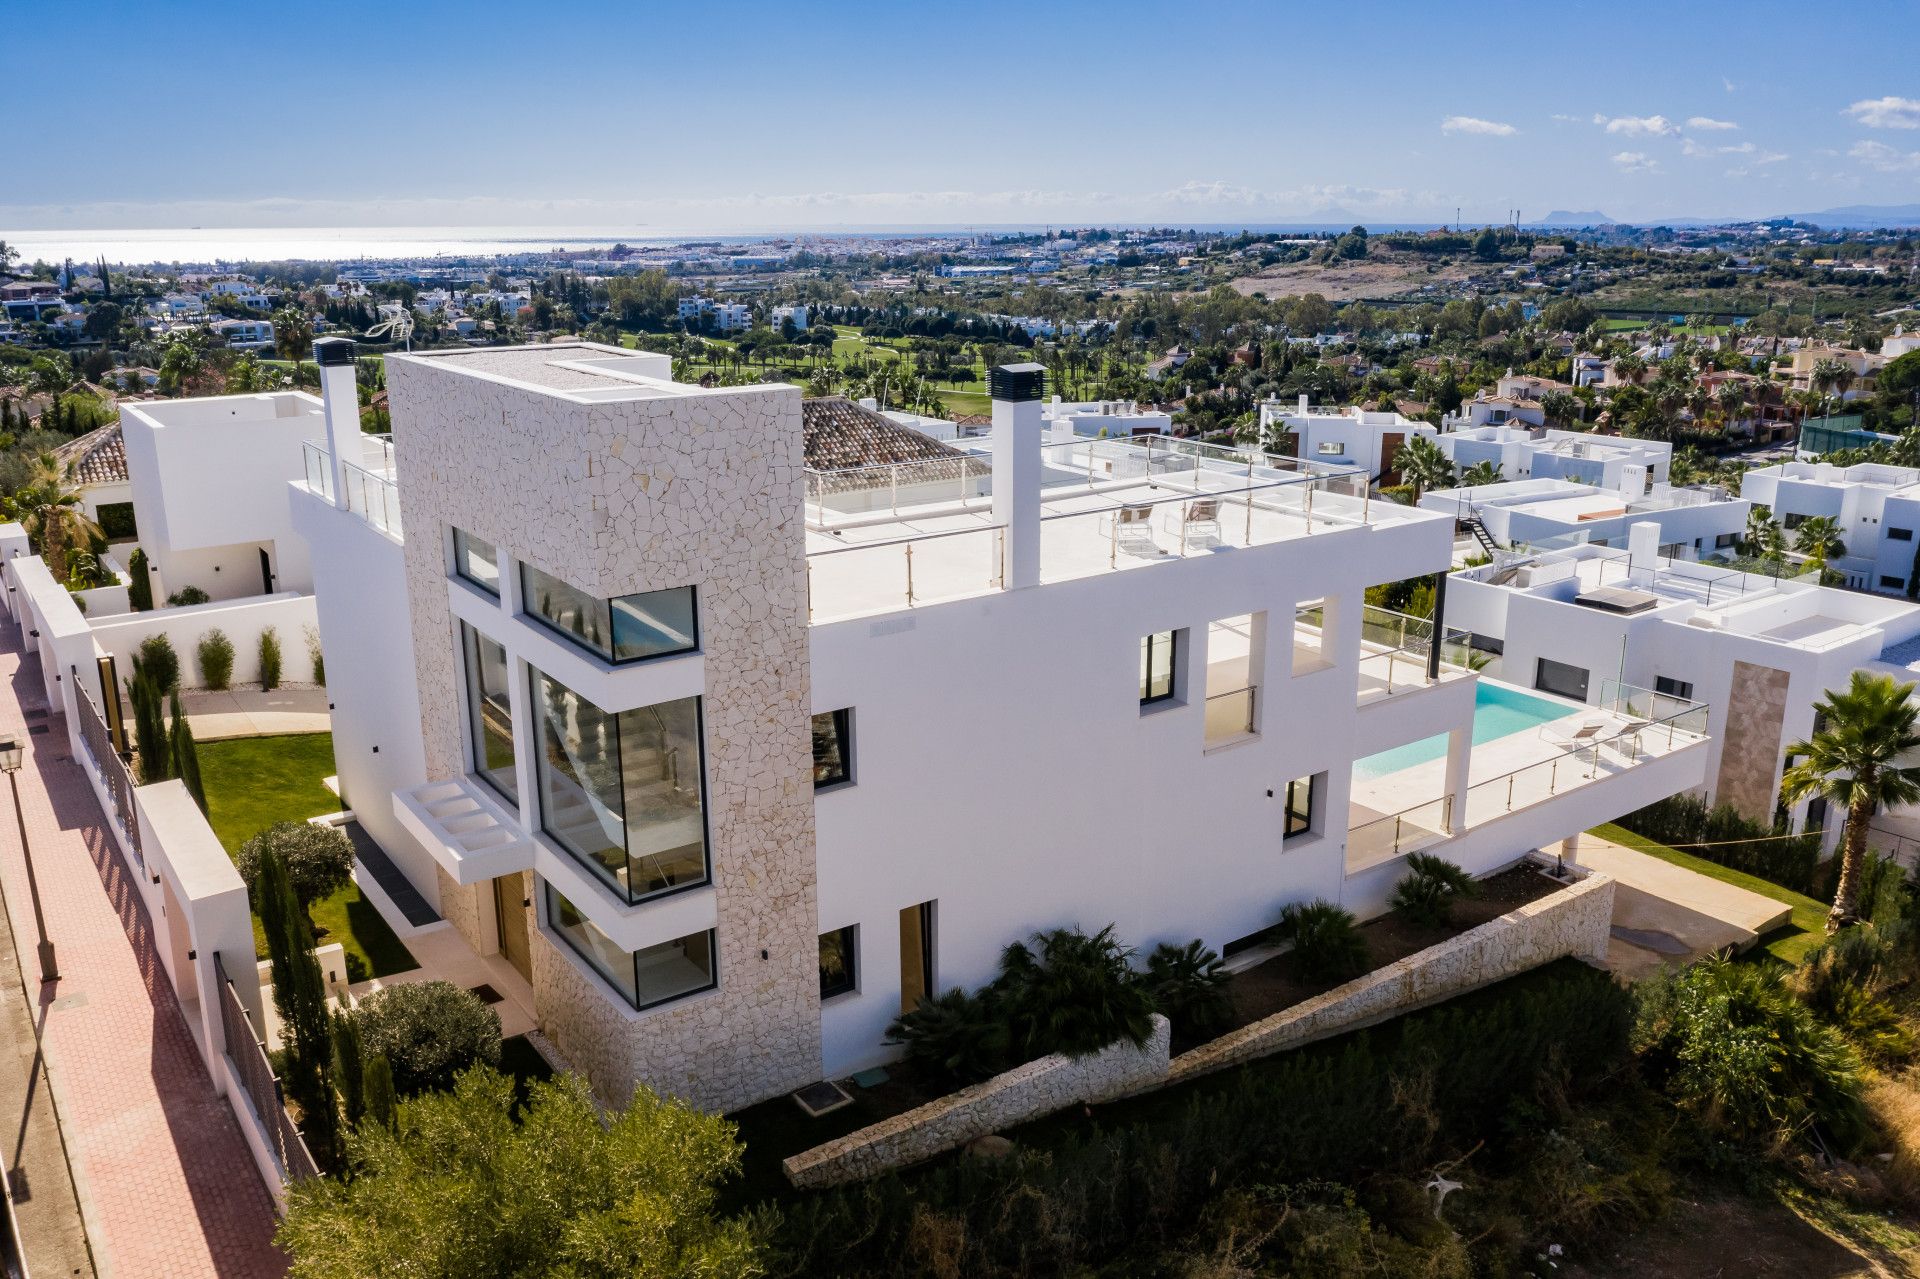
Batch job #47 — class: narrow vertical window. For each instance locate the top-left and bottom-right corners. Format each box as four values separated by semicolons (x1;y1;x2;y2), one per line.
812;709;853;788
818;925;857;1000
460;622;517;804
1140;630;1177;705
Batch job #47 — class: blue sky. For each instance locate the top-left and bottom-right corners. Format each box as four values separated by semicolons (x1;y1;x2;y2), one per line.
4;0;1917;230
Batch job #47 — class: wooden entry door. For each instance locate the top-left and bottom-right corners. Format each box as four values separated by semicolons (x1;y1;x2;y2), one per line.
1379;432;1406;485
494;874;533;983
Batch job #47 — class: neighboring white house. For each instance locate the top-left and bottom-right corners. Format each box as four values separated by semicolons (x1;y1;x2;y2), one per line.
1445;528;1920;836
1884;326;1920;360
285;340;1709;1114
771;304;809;332
1741;461;1920;596
211;317;276;351
677;295;751;332
203;279;272;310
1421;477;1749;560
1435;425;1671;489
119;391;324;602
52;422;134;527
1043;396;1173;438
1256;396;1435;481
149;293;207;319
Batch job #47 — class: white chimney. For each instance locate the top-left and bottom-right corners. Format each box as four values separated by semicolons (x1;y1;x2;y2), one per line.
858;396;878;411
1298;393;1309;415
313;337;357;511
1627;520;1660;587
990;364;1046;590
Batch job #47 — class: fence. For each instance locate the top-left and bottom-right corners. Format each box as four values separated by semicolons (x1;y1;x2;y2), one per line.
72;685;141;863
214;954;319;1184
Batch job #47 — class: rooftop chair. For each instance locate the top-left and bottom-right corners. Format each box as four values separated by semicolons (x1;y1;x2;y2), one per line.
1172;496;1222;551
1109;502;1160;560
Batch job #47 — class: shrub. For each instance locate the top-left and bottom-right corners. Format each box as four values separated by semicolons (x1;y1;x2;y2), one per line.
1615;793;1819;893
994;925;1157;1060
127;548;153;611
1280;899;1369;983
1635;957;1866;1150
197;628;235;690
1388;853;1478;928
885;987;1011;1088
136;633;180;695
352;981;502;1095
237;821;354;915
1140;939;1232;1037
303;623;325;687
259;625;282;690
166;585;211;607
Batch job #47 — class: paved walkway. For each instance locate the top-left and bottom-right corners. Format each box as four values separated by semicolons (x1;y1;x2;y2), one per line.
0;627;286;1277
180;686;330;741
1567;832;1794;980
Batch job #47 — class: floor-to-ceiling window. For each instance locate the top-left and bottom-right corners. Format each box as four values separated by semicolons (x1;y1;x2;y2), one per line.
545;886;715;1010
460;622;517;803
519;562;697;665
531;668;709;903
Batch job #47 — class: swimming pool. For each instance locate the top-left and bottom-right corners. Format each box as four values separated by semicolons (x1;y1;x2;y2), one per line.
1353;684;1575;780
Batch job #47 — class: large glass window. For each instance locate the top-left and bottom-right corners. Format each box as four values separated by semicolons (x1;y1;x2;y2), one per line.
460;622;517;803
819;925;857;1000
545;886;716;1010
520;562;697;664
452;527;500;597
532;669;709;903
1140;630;1178;705
812;709;852;788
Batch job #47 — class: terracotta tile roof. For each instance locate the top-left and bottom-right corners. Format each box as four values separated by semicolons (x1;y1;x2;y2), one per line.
53;422;128;488
801;396;989;495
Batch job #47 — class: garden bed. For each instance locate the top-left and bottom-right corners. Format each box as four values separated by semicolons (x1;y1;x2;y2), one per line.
1211;864;1560;1050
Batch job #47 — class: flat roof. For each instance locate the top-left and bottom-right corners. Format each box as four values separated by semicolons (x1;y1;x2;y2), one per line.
393;342;783;405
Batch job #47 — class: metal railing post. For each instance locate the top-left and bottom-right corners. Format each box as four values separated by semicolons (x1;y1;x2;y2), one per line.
905;542;915;605
890;465;899;514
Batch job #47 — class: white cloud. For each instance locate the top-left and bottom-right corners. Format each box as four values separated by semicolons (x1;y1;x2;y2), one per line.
1722;76;1737;93
1611;151;1659;174
1686;116;1738;130
1845;96;1920;129
1441;115;1517;136
1595;113;1681;137
1851;140;1920;172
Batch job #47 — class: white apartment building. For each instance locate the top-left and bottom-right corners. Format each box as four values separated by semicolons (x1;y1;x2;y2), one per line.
676;295;752;332
771;304;810;332
1446;527;1920;833
1435;425;1671;489
1741;461;1920;596
1421;477;1749;559
1257;397;1435;483
288;341;1710;1114
121;392;322;601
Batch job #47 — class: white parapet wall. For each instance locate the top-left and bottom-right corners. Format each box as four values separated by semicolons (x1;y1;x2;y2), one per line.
1160;872;1614;1089
87;590;319;689
783;1014;1172;1189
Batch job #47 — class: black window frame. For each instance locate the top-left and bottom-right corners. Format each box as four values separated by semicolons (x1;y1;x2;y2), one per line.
451;526;501;598
1534;657;1590;702
544;884;718;1012
1883;575;1907;591
1891;528;1915;542
1283;775;1315;839
812;708;853;789
1140;629;1179;706
518;561;699;667
818;924;858;1000
1653;675;1694;702
458;620;518;806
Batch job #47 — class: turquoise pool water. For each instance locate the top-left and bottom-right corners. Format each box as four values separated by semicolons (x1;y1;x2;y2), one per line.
1353;684;1574;780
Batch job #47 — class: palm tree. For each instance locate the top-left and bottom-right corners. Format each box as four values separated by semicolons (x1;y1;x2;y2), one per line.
1780;672;1920;930
1458;460;1503;487
8;454;100;582
274;307;315;380
1539;389;1580;428
1743;504;1784;560
1715;381;1749;433
1611;353;1646;386
1394;435;1456;498
1810;357;1847;413
1793;514;1847;564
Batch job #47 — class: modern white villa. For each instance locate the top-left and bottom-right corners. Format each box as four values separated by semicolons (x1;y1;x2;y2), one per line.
286;340;1711;1114
1256;396;1434;482
1741;461;1920;597
1445;526;1920;836
1420;477;1749;560
1434;425;1672;490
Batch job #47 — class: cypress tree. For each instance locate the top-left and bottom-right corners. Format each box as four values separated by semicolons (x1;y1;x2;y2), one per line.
168;688;205;813
362;1054;396;1131
128;661;172;783
332;1010;366;1126
259;848;340;1169
126;549;153;612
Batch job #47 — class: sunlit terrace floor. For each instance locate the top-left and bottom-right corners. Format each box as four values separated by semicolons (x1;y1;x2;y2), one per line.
805;480;1389;623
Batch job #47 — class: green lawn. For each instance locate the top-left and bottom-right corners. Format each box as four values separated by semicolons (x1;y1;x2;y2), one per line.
198;732;415;981
1589;822;1828;964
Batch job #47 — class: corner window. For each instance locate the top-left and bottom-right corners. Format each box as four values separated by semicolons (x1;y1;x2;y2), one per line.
1283;775;1317;839
545;886;715;1010
520;562;697;664
531;669;709;904
818;925;857;1000
812;709;853;788
459;622;517;804
452;527;500;597
1140;630;1179;705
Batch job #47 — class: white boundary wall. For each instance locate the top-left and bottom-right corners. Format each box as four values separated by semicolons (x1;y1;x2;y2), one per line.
88;591;319;690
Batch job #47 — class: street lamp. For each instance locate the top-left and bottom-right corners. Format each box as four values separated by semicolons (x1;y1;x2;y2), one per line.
0;739;56;983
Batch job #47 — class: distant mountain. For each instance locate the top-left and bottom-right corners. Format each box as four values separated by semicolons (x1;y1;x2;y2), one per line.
1528;211;1617;227
1785;203;1920;229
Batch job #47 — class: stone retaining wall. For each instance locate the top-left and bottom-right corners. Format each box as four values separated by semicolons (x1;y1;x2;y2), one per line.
1158;872;1614;1089
783;1015;1171;1189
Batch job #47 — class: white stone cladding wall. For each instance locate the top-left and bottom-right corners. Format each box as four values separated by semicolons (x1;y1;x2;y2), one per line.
783;1016;1171;1189
436;866;484;954
386;349;824;1113
1160;873;1614;1088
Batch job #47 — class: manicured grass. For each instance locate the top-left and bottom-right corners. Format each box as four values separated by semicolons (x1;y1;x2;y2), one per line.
1589;822;1828;964
197;732;415;981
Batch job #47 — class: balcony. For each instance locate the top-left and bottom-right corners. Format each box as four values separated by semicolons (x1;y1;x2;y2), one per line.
302;434;402;538
1293;603;1476;705
1346;682;1710;874
393;778;534;885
